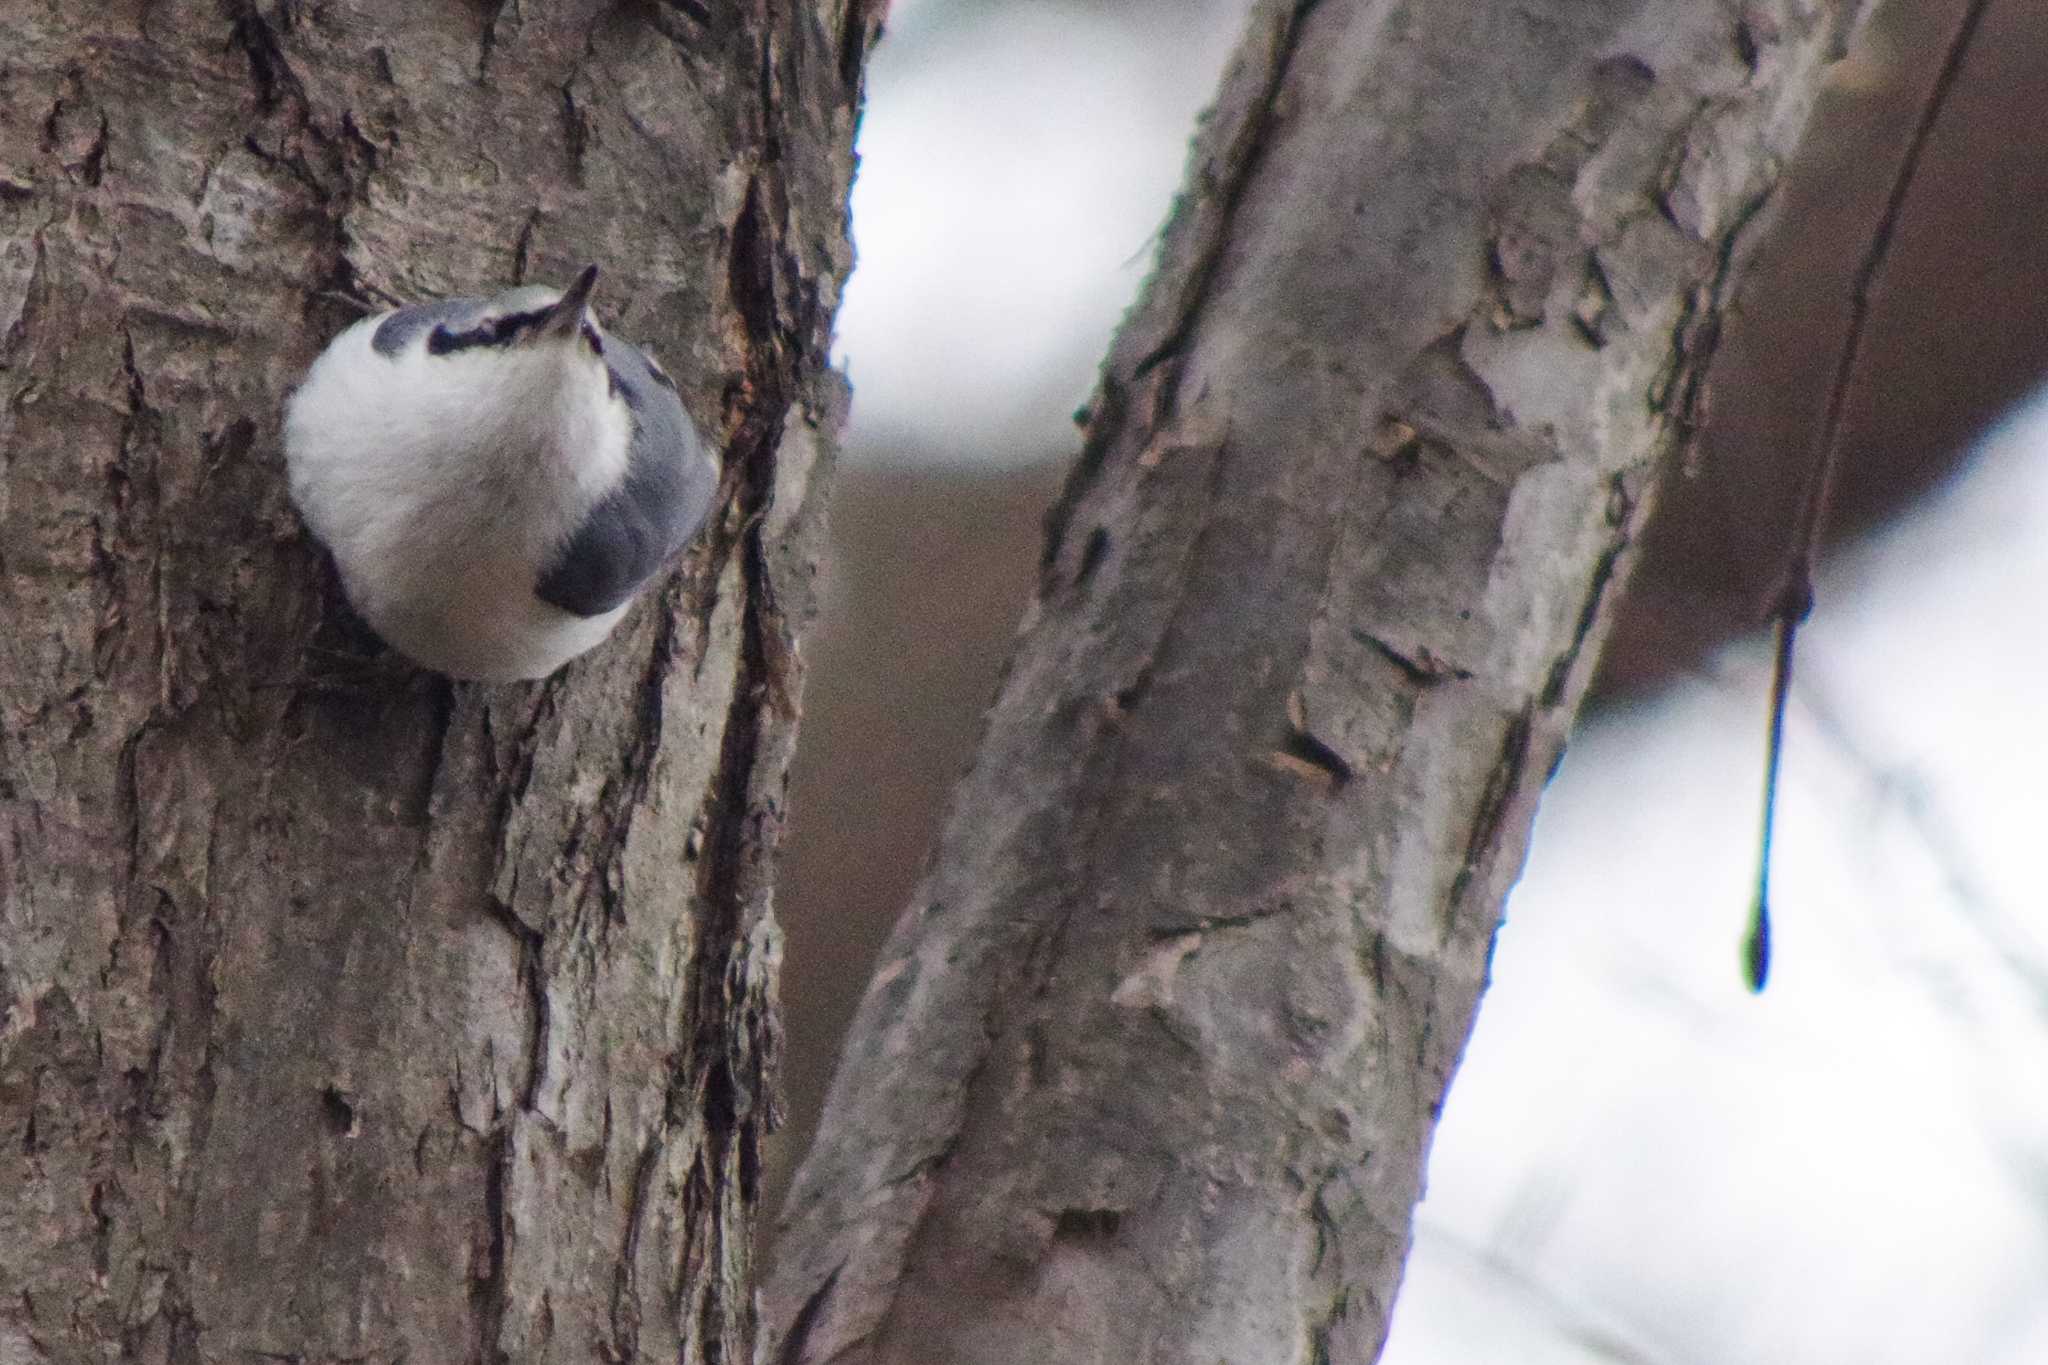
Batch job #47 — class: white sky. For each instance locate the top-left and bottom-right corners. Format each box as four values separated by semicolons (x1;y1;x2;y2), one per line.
834;0;1249;462
1390;397;2048;1363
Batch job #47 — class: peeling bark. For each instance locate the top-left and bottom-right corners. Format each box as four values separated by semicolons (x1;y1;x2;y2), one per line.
767;1;1873;1361
0;2;868;1361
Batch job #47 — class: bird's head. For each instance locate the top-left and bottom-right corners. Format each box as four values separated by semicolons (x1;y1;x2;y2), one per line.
425;263;608;367
404;265;632;486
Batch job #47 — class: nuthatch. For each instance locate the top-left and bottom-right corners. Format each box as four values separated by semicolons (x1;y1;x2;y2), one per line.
285;265;718;681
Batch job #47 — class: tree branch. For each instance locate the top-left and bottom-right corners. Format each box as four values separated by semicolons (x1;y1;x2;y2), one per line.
1748;0;1993;989
768;1;1877;1359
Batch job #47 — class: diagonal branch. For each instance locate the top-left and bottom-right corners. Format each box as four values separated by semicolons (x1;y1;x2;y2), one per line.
769;1;1881;1359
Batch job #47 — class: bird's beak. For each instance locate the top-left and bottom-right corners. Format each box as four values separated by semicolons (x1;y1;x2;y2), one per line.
538;264;600;339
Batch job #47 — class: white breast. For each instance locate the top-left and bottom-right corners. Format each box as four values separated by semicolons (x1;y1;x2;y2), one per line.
285;313;636;681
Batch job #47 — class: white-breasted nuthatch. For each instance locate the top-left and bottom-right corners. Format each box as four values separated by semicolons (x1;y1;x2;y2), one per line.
284;265;719;681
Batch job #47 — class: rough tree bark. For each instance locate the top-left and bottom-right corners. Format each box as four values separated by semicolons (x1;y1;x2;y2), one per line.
768;1;1875;1360
0;2;868;1361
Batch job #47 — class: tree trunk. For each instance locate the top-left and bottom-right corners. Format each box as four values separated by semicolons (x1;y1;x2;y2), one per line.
767;1;1872;1360
0;2;867;1360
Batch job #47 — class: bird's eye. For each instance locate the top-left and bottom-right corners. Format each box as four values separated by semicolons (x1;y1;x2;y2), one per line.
581;322;604;356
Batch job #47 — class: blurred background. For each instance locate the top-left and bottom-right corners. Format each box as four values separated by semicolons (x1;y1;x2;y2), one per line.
769;0;2048;1358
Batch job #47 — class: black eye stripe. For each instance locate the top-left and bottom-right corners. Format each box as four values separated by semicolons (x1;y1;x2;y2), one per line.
426;305;555;356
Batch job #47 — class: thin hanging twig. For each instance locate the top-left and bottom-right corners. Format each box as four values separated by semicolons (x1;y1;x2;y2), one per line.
1748;0;1996;991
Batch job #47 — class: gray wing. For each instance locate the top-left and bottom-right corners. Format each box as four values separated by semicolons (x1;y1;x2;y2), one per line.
534;338;719;619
